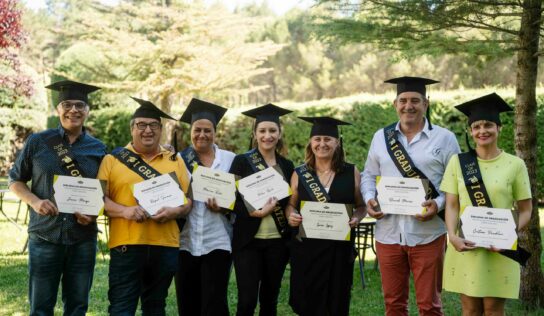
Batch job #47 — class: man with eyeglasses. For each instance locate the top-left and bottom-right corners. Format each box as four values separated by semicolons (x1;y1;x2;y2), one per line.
9;80;106;315
97;97;192;315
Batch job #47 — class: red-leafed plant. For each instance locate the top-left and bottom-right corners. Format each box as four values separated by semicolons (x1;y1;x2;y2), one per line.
0;0;32;99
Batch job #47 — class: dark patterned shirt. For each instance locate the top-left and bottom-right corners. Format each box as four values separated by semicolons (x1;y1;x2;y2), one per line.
9;126;106;245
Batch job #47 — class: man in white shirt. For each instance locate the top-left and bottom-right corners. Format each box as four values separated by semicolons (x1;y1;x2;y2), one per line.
361;76;460;316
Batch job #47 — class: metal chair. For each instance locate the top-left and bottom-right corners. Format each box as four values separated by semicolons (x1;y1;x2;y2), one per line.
355;220;377;289
96;214;109;261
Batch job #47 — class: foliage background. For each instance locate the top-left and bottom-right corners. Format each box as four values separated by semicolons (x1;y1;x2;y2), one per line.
42;93;541;199
2;0;544;178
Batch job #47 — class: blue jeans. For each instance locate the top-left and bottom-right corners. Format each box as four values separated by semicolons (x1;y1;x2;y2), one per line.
108;245;178;316
28;236;97;316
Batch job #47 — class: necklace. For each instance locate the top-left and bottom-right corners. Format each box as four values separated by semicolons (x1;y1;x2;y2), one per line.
318;171;334;188
316;168;331;174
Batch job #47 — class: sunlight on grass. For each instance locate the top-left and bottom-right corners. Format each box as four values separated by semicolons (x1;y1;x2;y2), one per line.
1;194;543;315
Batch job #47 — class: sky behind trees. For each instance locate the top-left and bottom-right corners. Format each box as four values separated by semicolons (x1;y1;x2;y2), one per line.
23;0;314;15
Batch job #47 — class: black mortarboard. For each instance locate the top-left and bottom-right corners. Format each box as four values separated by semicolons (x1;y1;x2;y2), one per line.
384;76;439;96
45;80;100;104
242;103;292;125
298;116;351;138
455;93;512;126
131;97;176;121
179;98;227;129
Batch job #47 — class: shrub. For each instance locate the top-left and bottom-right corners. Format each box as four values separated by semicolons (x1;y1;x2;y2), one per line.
0;108;44;174
6;94;544;200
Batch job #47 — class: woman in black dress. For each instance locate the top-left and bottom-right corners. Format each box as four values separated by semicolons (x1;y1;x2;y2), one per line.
286;116;366;316
229;104;294;316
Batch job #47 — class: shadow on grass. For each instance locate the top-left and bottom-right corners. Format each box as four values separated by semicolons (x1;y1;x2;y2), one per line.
1;251;543;315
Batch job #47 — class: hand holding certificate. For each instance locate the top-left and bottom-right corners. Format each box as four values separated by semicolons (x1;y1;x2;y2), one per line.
460;206;517;250
191;165;236;210
237;166;291;211
53;175;105;216
298;201;352;241
376;176;427;216
133;173;187;216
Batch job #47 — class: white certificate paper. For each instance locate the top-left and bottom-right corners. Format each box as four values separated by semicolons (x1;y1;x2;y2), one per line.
191;165;237;210
376;176;426;215
236;166;291;211
53;175;105;216
132;173;187;216
299;201;351;241
460;206;517;250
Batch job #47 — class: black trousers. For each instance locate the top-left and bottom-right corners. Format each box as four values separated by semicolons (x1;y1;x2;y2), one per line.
233;238;289;316
175;249;232;316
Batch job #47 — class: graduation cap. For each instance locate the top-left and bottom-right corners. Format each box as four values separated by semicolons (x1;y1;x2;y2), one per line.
179;98;227;129
131;97;176;121
384;76;439;96
242;103;292;150
242;103;292;125
455;93;512;126
385;76;440;130
298;116;351;138
45;80;100;104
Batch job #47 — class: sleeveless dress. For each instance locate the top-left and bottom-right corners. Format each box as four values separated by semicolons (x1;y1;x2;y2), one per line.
289;163;356;316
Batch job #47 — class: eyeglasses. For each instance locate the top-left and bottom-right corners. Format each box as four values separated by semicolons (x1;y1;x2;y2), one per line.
60;101;87;111
134;122;161;130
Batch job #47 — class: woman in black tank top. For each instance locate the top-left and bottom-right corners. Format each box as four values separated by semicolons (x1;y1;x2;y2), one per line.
286;117;366;316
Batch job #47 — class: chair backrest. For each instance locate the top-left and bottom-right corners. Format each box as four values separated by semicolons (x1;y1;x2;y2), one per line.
0;180;9;192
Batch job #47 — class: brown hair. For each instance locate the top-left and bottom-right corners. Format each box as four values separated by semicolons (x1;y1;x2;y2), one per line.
251;121;288;156
303;140;345;173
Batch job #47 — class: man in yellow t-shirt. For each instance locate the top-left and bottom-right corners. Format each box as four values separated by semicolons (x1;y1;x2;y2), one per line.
97;97;192;315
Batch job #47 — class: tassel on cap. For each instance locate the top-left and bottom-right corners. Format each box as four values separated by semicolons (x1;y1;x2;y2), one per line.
248;134;254;151
170;130;178;161
426;105;433;130
464;130;474;152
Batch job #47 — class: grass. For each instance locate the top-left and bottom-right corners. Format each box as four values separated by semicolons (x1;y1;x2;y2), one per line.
1;193;543;315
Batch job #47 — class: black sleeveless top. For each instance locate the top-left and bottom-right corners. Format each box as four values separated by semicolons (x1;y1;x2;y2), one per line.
296;162;356;243
297;162;355;206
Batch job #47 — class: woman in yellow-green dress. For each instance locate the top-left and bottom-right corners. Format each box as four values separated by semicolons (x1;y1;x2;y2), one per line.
441;93;532;315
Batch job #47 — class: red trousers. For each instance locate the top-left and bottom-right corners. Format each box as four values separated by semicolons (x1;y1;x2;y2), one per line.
376;234;446;316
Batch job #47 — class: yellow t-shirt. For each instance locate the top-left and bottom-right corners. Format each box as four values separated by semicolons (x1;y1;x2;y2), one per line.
440;152;531;298
97;144;190;249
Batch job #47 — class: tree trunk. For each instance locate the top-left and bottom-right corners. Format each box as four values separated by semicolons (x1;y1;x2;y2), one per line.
159;93;174;146
515;0;543;309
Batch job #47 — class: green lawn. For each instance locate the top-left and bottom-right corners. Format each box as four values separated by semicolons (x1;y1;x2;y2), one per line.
0;193;542;315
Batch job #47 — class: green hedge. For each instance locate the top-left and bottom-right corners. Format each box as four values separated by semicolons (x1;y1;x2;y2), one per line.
80;97;543;199
86;107;134;152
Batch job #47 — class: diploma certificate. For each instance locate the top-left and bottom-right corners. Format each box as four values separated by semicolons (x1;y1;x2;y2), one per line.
460;206;517;250
133;173;187;216
376;176;426;215
299;201;351;241
236;166;291;211
191;165;236;210
53;175;105;216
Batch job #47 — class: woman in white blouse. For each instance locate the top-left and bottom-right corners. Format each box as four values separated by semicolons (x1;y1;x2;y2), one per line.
175;98;235;316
